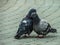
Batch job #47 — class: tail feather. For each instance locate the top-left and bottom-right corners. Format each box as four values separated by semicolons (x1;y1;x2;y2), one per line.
49;28;57;33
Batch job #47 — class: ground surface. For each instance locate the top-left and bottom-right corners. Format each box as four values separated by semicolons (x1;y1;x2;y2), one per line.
0;0;60;45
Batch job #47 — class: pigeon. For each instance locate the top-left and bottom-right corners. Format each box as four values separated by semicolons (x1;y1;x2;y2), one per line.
14;17;33;39
14;9;37;39
30;9;57;38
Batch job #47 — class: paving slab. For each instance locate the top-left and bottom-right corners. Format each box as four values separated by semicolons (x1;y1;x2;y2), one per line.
0;0;60;45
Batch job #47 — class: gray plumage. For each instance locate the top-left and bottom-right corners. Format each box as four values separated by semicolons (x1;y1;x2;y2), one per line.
14;9;37;39
30;9;57;36
15;17;33;39
33;19;49;35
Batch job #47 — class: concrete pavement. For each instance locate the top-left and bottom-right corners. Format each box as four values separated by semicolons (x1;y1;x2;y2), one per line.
0;0;60;45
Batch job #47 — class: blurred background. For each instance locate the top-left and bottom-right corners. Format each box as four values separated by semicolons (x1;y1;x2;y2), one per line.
0;0;60;45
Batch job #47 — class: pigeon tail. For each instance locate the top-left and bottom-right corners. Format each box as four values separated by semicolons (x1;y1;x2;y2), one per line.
49;28;57;33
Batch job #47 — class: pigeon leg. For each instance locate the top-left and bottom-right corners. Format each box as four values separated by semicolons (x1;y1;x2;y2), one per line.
36;35;46;38
23;34;30;37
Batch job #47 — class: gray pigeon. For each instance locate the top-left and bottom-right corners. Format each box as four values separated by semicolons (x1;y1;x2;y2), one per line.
14;9;37;39
30;9;57;38
14;17;33;39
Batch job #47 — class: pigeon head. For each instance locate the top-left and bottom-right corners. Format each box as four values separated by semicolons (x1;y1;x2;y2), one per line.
26;8;36;18
28;8;36;15
26;8;40;24
29;9;40;24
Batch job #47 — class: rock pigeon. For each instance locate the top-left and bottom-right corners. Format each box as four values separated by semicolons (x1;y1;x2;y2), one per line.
14;9;37;39
14;17;33;39
30;9;57;38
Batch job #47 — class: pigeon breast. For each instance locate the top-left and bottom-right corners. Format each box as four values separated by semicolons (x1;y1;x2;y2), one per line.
33;19;48;33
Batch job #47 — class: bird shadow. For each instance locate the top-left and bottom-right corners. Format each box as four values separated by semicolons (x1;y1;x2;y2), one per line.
17;35;57;40
44;35;57;38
